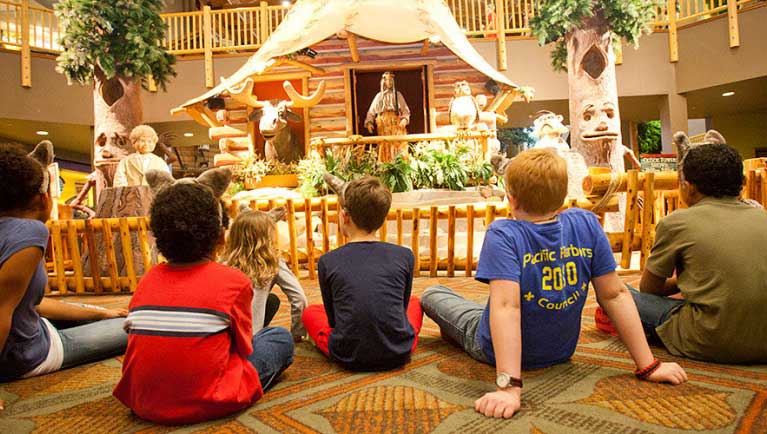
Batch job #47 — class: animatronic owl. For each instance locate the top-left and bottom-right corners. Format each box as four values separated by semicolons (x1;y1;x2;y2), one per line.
448;80;480;130
531;110;570;153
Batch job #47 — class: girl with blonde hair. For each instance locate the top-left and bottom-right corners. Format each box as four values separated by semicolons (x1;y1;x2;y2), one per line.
223;207;308;340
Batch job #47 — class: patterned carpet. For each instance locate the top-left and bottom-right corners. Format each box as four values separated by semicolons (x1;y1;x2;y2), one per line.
1;275;766;434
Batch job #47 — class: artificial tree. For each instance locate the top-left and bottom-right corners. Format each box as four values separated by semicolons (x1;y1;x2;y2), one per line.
55;0;175;199
531;0;657;169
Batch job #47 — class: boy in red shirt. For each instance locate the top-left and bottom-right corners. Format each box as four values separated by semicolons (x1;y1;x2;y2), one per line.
113;168;294;424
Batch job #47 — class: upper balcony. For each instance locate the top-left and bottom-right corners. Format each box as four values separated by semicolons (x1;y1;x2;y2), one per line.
0;0;760;65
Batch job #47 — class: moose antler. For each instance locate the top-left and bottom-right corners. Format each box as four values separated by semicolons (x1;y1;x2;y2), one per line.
224;77;265;109
284;80;326;108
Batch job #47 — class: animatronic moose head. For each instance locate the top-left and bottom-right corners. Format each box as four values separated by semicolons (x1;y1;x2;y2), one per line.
226;78;326;163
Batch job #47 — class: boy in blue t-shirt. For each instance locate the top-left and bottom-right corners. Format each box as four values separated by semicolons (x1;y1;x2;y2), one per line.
421;149;687;419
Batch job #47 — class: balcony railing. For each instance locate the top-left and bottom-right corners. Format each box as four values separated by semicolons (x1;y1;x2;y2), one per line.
1;0;761;87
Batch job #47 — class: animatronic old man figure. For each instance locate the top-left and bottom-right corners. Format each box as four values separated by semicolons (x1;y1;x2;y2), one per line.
364;71;411;162
113;125;171;187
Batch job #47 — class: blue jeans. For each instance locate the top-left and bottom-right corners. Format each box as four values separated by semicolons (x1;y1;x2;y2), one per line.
247;326;294;391
627;285;686;343
421;285;490;364
50;317;128;369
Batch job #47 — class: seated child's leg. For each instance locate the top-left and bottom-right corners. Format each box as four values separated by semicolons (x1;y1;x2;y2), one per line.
301;304;332;357
248;326;294;391
264;293;281;327
407;296;424;351
626;284;686;342
421;285;487;362
58;318;128;369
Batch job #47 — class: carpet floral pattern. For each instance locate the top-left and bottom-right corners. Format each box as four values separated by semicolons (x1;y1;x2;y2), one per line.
1;276;765;433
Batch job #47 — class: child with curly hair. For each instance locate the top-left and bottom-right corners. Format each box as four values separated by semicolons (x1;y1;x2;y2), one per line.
1;142;127;382
223;206;308;340
113;168;294;425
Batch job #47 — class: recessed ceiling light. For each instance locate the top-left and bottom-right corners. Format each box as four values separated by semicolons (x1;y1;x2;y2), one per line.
183;132;194;137
36;131;49;136
722;91;735;97
281;0;290;6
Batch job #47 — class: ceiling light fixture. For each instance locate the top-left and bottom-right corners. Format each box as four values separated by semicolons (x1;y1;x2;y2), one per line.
722;91;735;97
36;131;49;136
281;0;291;6
183;132;194;137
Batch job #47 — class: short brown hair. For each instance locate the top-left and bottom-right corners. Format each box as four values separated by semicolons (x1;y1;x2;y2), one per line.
341;176;392;233
505;149;567;215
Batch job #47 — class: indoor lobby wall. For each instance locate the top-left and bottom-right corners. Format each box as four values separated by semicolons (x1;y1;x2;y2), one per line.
709;110;767;159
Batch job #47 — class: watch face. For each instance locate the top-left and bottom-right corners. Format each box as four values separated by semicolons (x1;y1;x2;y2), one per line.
496;373;510;388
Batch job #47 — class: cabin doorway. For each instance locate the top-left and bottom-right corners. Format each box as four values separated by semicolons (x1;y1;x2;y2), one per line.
351;67;429;136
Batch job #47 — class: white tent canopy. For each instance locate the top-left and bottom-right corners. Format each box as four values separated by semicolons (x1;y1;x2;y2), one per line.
175;0;517;110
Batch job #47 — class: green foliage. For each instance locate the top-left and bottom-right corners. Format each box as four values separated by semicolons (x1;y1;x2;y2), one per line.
530;0;658;72
297;151;327;197
638;120;662;154
410;142;468;190
379;155;413;193
498;127;535;156
55;0;176;89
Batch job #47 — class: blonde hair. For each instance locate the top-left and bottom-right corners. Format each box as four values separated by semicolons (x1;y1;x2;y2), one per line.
223;210;280;288
505;149;568;215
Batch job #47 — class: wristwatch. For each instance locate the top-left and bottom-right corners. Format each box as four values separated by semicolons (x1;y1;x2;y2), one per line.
496;373;523;389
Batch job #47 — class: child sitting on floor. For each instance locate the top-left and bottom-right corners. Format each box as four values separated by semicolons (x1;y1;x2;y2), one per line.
421;149;687;419
113;168;294;425
302;175;423;370
223;205;308;340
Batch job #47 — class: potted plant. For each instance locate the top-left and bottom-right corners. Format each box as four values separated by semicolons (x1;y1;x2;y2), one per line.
234;158;299;190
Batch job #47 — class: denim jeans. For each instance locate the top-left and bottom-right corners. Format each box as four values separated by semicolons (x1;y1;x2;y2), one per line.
626;284;686;343
51;317;128;369
247;326;294;391
421;285;490;364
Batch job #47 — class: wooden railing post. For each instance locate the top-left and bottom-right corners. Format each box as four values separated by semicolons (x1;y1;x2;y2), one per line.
259;1;269;45
20;0;31;87
495;0;507;71
727;0;740;48
667;0;679;62
202;6;214;88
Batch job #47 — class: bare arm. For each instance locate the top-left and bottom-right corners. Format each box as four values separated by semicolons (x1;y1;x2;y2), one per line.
593;272;687;384
475;279;522;418
0;247;43;352
37;298;126;321
640;268;679;296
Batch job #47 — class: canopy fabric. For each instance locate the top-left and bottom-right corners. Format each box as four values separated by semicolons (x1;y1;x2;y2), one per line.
175;0;517;111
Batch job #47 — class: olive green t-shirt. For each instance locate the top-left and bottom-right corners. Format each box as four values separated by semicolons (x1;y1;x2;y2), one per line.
646;196;767;363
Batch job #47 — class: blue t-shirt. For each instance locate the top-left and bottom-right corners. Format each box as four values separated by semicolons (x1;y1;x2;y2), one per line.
318;241;415;370
0;218;51;381
475;208;616;369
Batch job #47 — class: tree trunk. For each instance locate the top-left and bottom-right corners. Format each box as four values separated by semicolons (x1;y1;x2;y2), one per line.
566;11;626;231
566;12;624;174
92;73;143;201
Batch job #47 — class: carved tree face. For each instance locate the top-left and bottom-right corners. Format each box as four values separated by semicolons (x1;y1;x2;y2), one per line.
94;132;134;165
578;100;619;143
533;112;568;139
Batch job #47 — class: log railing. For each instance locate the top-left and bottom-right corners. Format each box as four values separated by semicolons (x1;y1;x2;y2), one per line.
50;167;767;295
2;0;763;87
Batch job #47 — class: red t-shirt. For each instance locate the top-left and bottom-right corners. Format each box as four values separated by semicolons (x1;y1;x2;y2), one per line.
113;262;262;424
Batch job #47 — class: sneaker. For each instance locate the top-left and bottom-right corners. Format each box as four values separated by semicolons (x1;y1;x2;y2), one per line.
594;307;618;336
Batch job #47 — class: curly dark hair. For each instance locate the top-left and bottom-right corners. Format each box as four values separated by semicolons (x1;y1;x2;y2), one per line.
682;143;744;198
150;183;222;263
0;144;44;212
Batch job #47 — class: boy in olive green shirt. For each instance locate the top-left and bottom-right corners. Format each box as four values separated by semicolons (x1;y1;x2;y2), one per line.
636;143;767;363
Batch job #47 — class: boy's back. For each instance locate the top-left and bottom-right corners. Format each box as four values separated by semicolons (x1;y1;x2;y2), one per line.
318;241;415;370
475;208;616;368
114;261;261;424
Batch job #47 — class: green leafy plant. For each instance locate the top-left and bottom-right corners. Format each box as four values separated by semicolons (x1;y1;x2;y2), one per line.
297;151;328;197
638;120;662;155
55;0;176;89
530;0;658;72
379;154;413;193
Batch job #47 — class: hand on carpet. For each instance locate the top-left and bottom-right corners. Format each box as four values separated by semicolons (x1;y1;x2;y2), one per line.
645;362;688;385
474;388;521;418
